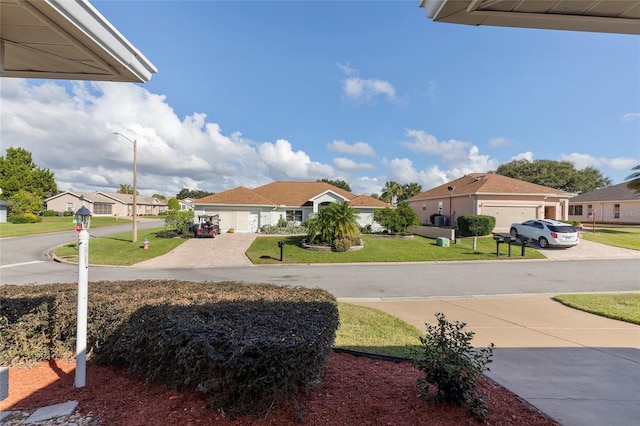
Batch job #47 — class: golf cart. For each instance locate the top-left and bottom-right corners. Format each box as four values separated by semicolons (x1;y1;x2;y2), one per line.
191;214;220;238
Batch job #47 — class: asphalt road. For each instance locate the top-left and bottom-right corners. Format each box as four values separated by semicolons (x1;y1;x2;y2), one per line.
1;222;639;298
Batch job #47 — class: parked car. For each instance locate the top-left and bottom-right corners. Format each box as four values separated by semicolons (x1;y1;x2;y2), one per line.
509;219;579;248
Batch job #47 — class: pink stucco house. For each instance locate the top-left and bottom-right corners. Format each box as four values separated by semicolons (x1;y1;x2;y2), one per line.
568;182;640;225
407;173;573;232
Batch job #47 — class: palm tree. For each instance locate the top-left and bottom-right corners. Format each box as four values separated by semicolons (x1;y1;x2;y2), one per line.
381;181;403;206
402;182;422;201
625;165;640;193
327;201;359;241
118;184;133;194
306;201;359;244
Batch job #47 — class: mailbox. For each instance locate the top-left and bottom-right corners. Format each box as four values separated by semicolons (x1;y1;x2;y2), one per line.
278;240;285;248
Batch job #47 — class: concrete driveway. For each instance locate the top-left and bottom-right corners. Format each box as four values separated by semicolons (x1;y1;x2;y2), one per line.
531;238;639;261
132;232;257;268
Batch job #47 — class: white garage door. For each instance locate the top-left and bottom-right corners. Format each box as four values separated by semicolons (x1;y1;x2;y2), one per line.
482;206;537;232
217;211;250;232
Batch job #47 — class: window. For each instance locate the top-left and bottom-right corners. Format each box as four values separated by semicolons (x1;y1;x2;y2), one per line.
93;203;112;215
145;206;152;214
286;210;302;222
587;204;593;217
66;202;74;212
614;204;620;219
569;205;583;215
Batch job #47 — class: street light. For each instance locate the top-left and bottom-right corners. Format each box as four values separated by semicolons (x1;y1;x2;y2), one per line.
74;205;92;388
113;132;138;242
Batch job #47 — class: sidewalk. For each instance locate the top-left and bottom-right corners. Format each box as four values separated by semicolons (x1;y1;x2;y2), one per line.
345;296;640;426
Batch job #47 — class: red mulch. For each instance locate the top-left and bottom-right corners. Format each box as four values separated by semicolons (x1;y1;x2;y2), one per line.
0;352;558;425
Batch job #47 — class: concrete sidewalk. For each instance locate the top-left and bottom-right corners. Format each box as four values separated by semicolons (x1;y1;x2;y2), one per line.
346;296;640;426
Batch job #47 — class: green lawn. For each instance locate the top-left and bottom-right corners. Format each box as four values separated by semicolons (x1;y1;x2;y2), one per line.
245;234;545;264
0;216;134;238
55;227;186;265
579;227;640;251
335;302;422;358
553;293;640;325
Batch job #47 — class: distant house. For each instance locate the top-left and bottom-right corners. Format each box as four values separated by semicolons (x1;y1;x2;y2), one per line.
407;173;573;232
568;182;640;225
44;191;168;217
192;181;388;233
0;200;12;223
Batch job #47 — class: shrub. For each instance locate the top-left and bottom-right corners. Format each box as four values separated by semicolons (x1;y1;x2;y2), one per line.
0;280;339;417
457;214;495;237
155;230;179;238
63;211;73;217
374;202;418;234
359;224;373;234
412;313;494;420
332;238;351;252
164;209;194;235
41;210;59;217
9;213;40;224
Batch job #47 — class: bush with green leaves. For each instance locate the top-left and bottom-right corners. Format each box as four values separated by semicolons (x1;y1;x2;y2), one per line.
373;201;418;234
457;214;496;237
412;313;494;420
163;209;195;235
41;209;59;217
261;224;307;235
9;213;41;224
1;280;339;417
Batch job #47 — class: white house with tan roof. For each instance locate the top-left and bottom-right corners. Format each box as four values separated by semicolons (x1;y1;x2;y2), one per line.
407;173;573;232
192;181;389;233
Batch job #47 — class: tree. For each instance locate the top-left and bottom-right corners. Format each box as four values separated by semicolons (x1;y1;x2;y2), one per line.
0;147;57;200
401;182;422;202
625;165;640;193
152;193;167;200
176;188;213;200
306;201;359;245
381;181;404;205
168;197;181;210
8;189;43;216
317;178;351;192
495;159;611;193
118;184;132;194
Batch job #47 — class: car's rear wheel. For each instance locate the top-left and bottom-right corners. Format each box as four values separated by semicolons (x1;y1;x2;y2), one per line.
538;237;549;248
510;228;518;238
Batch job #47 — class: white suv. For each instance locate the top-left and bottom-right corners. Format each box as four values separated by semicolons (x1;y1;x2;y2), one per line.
510;219;579;248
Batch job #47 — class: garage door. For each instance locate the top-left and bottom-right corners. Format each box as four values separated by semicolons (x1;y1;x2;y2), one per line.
482;206;537;231
217;211;250;232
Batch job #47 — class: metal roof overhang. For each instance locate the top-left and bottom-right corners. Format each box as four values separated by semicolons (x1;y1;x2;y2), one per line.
419;0;640;35
0;0;157;82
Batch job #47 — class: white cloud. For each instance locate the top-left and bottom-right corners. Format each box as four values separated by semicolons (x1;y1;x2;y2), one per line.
327;140;376;157
333;157;376;171
400;130;500;172
338;63;398;104
621;112;640;121
0;79;339;196
510;151;534;161
559;152;638;171
489;137;510;148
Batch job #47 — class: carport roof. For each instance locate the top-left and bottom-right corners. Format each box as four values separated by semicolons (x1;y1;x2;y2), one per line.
419;0;640;35
0;0;156;82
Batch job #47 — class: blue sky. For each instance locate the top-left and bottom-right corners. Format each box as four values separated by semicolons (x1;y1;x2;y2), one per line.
1;1;638;198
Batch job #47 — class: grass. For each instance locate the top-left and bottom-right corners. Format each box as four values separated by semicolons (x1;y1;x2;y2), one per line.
553;293;640;325
245;234;545;264
335;303;423;358
579;227;640;251
0;216;136;238
54;227;186;265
